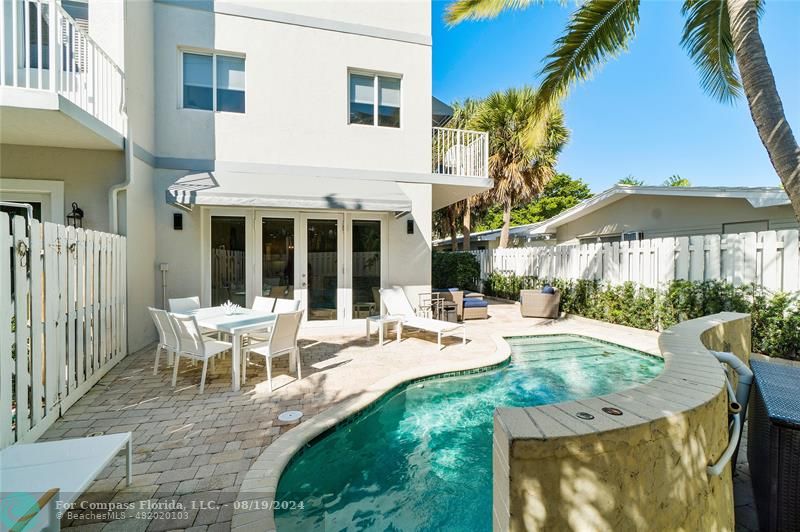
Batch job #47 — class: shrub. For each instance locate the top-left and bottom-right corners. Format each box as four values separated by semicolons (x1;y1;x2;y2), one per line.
483;273;799;360
432;252;480;291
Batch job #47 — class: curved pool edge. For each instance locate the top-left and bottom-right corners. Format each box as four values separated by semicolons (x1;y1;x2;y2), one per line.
495;312;751;531
231;333;512;531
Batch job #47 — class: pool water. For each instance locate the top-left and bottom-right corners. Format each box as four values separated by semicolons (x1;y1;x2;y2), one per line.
275;335;664;531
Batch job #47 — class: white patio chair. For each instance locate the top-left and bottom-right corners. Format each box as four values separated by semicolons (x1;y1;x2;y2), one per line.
245;296;278;345
273;298;301;313
169;313;232;394
148;307;179;374
379;287;466;350
168;296;201;313
253;296;276;312
169;295;222;340
242;310;304;391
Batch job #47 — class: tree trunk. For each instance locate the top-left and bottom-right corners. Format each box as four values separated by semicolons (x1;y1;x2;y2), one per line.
461;197;472;251
498;200;512;248
728;0;800;220
449;206;458;251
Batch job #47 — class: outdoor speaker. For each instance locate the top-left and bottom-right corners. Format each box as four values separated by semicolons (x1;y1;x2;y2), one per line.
173;213;183;230
407;219;414;234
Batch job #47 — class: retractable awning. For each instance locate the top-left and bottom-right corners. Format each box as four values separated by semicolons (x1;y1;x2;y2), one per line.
167;170;412;212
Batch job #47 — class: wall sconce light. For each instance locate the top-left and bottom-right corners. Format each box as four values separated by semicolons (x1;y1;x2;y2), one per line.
66;202;84;228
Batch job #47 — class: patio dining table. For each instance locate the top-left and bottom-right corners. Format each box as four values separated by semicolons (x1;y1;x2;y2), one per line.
188;306;281;391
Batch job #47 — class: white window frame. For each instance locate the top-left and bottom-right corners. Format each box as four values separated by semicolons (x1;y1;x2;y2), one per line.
0;178;64;223
179;48;246;114
347;69;402;128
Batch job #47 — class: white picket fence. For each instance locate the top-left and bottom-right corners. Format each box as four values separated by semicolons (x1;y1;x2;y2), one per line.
1;213;127;450
471;229;800;293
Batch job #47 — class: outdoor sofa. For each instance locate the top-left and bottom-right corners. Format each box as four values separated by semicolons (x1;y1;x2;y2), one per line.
433;288;489;320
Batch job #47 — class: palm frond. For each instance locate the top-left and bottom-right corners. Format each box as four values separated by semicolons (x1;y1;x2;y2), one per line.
680;0;741;103
536;0;640;114
445;0;546;25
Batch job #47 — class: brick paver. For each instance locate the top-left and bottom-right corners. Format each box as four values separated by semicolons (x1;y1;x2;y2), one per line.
38;301;760;530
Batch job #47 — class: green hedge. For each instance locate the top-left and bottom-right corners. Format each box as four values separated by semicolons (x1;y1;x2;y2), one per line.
432;252;480;291
483;273;800;360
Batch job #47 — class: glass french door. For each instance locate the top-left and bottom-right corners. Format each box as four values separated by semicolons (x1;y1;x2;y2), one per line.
210;215;248;307
351;219;382;319
300;214;344;322
212;211;384;323
256;215;297;301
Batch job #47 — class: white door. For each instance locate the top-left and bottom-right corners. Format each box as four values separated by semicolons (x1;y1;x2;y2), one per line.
299;213;345;323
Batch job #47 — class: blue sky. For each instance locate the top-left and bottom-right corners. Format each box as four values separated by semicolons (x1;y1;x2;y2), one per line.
432;0;800;193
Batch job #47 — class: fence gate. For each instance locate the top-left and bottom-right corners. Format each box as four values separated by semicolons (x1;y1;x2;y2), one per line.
1;213;127;449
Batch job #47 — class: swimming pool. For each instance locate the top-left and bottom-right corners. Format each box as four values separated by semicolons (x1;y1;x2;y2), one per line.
274;334;664;531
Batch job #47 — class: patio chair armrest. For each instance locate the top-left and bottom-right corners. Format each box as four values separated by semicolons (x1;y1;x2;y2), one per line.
244;340;270;352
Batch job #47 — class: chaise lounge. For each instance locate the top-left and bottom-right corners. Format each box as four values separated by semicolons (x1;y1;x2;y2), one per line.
380;287;466;349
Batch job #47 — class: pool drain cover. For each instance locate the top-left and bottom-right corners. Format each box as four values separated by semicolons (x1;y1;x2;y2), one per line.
278;410;303;423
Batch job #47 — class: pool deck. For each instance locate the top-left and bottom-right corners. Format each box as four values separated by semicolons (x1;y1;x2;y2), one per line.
38;300;758;531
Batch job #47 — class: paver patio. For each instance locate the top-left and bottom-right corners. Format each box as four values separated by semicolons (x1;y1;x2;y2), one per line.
39;301;758;531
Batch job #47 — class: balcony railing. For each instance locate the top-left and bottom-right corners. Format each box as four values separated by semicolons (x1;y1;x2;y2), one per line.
0;0;125;134
432;127;489;179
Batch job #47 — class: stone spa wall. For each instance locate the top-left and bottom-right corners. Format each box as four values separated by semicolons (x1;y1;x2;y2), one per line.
494;312;751;531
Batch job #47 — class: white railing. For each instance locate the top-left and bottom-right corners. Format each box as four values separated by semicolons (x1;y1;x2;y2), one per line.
0;212;127;449
432;127;489;178
0;0;126;134
469;229;800;293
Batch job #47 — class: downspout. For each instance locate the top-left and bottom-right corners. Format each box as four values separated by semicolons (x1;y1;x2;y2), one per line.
109;0;131;234
110;119;133;234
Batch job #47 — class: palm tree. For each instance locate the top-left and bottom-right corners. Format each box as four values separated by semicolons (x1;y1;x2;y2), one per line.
472;86;569;247
664;174;692;187
446;0;800;220
433;205;459;250
618;175;644;186
446;99;484;251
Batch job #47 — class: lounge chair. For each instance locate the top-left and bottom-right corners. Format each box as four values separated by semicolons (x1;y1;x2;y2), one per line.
1;433;133;531
379;287;466;349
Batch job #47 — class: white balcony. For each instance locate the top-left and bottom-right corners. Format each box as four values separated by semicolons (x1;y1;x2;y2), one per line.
430;127;491;209
0;0;125;149
432;127;489;179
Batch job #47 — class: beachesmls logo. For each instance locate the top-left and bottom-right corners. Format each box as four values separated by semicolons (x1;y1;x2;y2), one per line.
0;492;48;530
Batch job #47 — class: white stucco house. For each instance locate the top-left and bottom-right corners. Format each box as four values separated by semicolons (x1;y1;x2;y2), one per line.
0;0;490;351
435;185;797;250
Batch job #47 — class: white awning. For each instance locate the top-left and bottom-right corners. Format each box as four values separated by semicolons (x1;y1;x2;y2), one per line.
167;170;412;212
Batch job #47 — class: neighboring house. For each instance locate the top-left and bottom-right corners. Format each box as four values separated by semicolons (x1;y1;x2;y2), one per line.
434;185;796;250
0;0;490;351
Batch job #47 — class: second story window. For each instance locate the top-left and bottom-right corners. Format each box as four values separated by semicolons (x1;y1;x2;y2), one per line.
349;72;401;128
182;51;245;113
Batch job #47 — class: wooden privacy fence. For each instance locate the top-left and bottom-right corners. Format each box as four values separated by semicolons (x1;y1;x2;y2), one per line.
471;229;800;293
0;213;127;450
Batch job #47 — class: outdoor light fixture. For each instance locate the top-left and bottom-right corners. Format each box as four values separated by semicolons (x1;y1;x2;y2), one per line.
66;202;84;228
